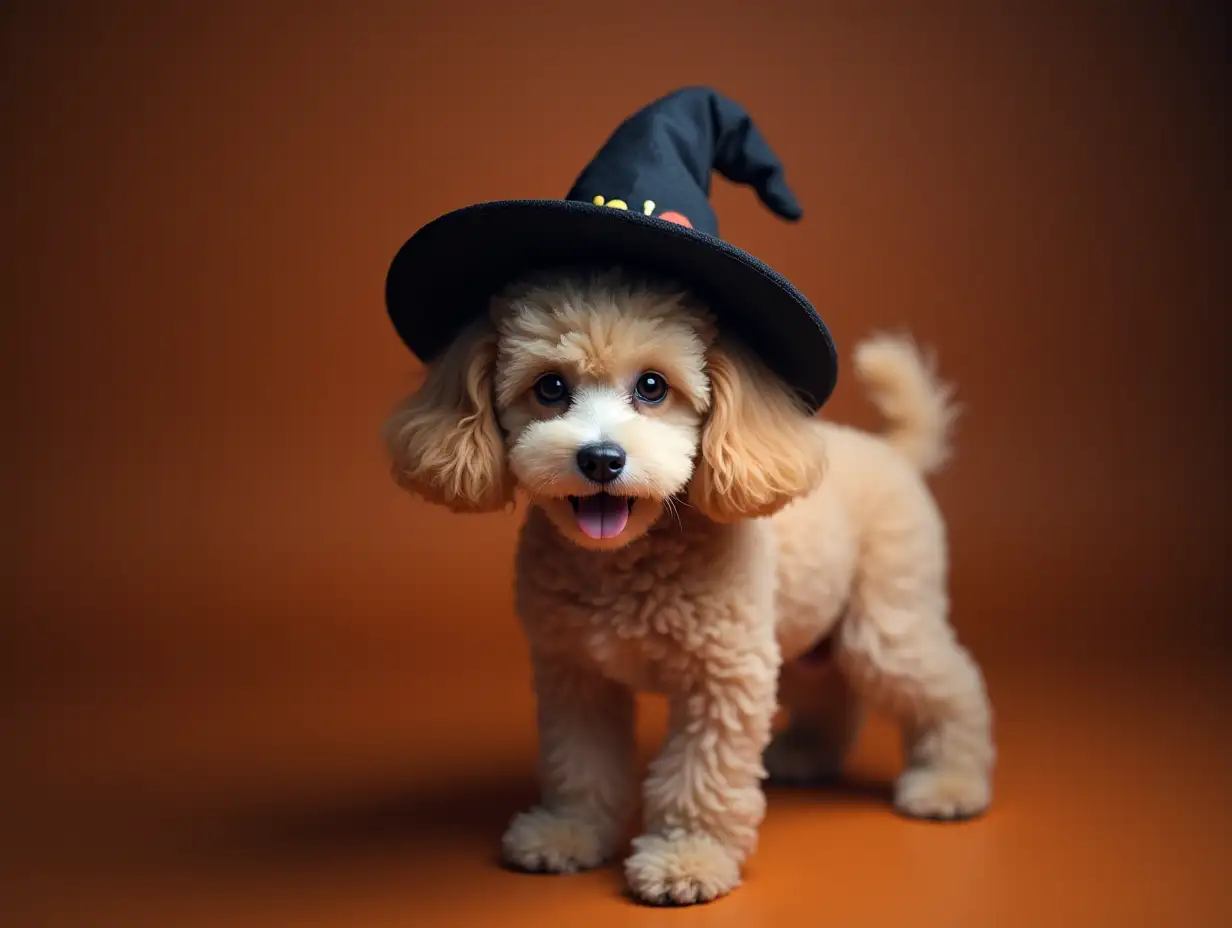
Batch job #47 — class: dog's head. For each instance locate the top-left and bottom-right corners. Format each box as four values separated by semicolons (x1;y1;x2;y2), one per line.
383;267;826;549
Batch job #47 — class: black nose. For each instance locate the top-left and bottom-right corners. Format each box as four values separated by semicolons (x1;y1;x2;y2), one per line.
576;441;626;484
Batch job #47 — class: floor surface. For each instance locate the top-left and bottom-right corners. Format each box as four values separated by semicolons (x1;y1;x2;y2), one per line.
4;648;1230;927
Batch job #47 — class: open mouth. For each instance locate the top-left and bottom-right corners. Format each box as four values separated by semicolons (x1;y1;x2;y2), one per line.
568;492;635;540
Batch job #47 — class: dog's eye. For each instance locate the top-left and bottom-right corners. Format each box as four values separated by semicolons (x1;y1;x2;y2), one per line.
532;372;569;405
633;371;669;404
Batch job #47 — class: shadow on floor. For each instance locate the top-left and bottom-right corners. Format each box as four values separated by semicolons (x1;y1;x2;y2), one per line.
766;776;894;805
159;769;539;874
149;764;896;902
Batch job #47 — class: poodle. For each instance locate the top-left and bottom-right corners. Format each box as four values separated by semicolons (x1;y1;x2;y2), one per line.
382;265;995;906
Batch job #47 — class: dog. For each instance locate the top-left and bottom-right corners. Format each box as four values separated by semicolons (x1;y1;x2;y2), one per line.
382;265;995;906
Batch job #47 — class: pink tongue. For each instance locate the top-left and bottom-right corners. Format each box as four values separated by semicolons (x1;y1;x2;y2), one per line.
575;494;630;540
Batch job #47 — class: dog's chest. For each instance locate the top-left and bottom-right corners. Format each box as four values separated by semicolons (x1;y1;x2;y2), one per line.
516;506;767;694
517;553;719;693
583;626;670;693
544;579;704;693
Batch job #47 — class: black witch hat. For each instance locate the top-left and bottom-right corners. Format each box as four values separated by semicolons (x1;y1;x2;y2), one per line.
385;86;838;411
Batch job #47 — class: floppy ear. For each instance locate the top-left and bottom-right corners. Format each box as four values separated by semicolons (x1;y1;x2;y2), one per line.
381;319;512;514
688;337;827;523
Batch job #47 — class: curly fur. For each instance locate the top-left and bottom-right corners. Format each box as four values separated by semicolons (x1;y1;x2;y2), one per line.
382;319;512;513
853;332;960;474
383;267;995;906
688;336;828;523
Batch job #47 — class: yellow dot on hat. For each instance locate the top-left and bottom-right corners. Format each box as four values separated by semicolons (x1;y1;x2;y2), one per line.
642;200;655;215
592;195;605;206
606;199;628;210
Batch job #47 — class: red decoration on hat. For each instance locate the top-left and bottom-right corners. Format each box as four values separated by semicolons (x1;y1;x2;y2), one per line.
657;211;693;228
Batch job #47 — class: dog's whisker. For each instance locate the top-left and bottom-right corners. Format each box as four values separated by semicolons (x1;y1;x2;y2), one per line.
664;496;683;530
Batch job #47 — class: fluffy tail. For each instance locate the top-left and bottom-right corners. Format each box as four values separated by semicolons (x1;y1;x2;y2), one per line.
852;333;959;474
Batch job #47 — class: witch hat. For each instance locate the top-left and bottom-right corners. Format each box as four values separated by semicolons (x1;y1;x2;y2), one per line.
385;86;838;411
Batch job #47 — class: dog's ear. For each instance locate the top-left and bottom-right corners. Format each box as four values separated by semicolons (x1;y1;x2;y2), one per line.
688;337;827;523
382;319;512;514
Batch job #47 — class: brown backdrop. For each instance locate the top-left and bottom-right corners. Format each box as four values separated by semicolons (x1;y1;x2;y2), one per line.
3;3;1230;926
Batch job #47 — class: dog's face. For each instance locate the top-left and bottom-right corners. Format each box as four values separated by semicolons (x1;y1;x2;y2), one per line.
490;271;714;548
384;267;826;549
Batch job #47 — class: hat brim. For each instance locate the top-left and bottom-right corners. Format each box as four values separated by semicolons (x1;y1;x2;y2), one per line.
385;199;838;412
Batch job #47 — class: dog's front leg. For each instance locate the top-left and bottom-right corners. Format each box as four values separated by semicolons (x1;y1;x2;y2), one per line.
624;629;780;906
501;647;636;874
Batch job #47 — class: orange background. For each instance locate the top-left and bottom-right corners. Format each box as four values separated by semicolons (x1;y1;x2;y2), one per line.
3;3;1229;926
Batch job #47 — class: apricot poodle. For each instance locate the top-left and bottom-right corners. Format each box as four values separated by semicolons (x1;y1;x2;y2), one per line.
383;266;995;906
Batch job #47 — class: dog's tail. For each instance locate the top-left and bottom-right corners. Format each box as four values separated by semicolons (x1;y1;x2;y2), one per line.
852;333;959;475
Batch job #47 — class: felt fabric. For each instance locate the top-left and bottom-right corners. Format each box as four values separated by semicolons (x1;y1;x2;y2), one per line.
385;86;838;412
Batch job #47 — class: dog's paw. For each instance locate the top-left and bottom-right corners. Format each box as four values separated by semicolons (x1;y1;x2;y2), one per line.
623;832;741;906
500;807;613;874
763;726;845;786
894;766;991;821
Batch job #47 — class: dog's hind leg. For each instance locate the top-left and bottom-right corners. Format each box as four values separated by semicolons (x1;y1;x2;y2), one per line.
765;651;864;785
835;494;995;820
